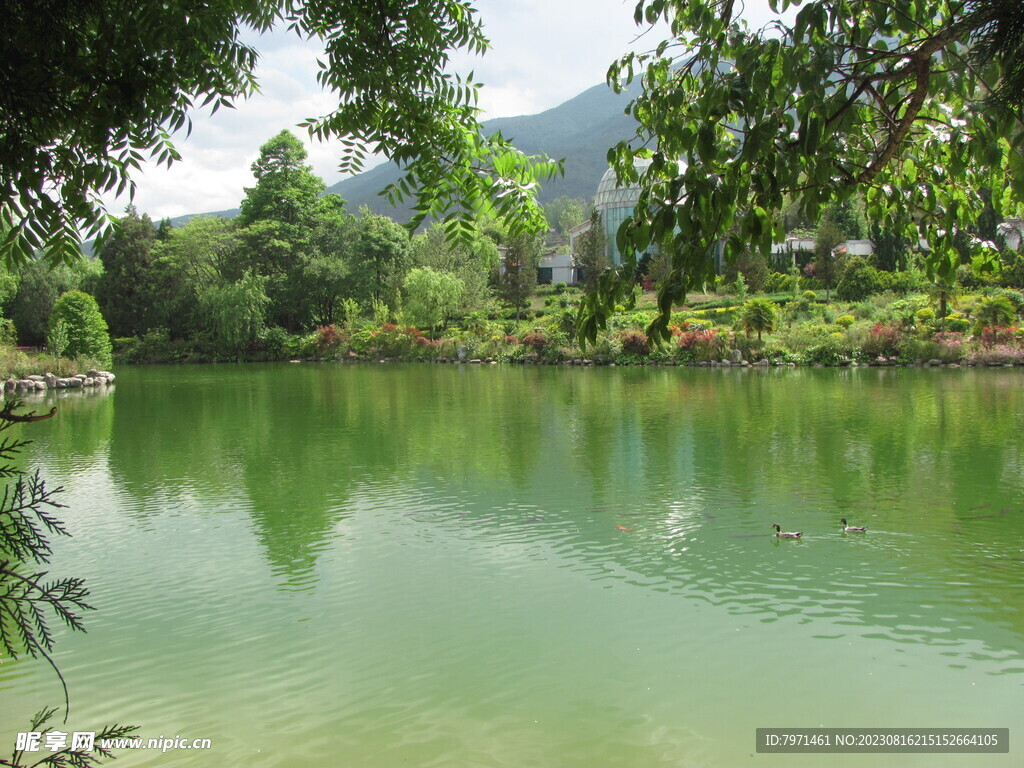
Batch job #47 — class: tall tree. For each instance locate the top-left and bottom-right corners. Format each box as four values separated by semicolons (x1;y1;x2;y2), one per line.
573;211;609;292
581;0;1024;345
0;1;558;266
236;131;336;330
148;216;241;338
814;218;845;301
870;222;909;273
300;208;357;327
237;131;326;229
97;205;157;337
499;231;542;319
348;210;412;311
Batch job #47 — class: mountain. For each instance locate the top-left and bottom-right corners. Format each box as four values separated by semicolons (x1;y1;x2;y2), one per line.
130;77;642;232
326;78;642;219
167;208;240;227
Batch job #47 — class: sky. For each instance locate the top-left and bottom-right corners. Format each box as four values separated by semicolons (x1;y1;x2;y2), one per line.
107;0;787;221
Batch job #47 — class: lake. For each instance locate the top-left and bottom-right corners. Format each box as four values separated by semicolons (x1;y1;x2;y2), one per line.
1;363;1021;767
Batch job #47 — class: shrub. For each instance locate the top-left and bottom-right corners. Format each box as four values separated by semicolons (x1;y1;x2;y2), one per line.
978;325;1021;348
851;300;878;320
0;318;16;347
257;326;297;360
677;328;727;361
883;296;929;328
521;331;547;353
957;264;990;289
803;338;845;365
619;330;650;356
859;322;903;358
966;344;1024;365
802;290;817;301
942;313;971;333
915;307;936;324
973;295;1017;332
930;331;968;361
763;272;791;293
836;314;855;328
999;254;1024;288
836;257;886;301
410;335;449;360
996;288;1024;315
732;273;748;300
361;323;418;357
112;327;174;364
48;290;112;367
313;324;343;355
554;282;568;294
739;297;778;340
888;269;926;294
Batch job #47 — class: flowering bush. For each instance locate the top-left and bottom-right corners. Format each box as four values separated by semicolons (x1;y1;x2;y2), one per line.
933;331;966;351
362;323;421;357
861;322;903;358
966;344;1024;365
410;335;449;359
677;328;727;361
979;326;1021;348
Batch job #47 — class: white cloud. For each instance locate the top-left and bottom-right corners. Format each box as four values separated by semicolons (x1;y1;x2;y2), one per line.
104;0;787;221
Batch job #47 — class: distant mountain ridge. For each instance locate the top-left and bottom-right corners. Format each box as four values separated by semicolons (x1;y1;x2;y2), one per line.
325;78;642;219
167;77;641;226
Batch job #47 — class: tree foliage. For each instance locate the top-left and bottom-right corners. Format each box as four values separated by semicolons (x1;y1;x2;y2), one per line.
348;210;412;311
573;210;610;292
974;294;1017;330
403;267;464;337
201;271;270;360
97;206;157;337
814;217;845;300
0;0;559;267
739;297;777;341
48;291;113;367
835;256;885;302
238;131;327;229
411;222;498;314
498;232;543;320
583;0;1024;346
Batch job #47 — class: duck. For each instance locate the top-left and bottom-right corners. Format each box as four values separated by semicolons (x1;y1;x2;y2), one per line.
840;518;867;532
772;523;802;538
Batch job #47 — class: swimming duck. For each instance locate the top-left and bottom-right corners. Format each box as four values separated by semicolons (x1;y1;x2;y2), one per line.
840;518;867;532
772;524;802;538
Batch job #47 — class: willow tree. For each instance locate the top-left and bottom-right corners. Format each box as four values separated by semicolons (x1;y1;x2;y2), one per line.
0;0;560;267
579;0;1024;345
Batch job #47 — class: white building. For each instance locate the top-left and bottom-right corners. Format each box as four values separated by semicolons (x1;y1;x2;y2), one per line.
771;234;875;265
998;218;1024;251
497;245;577;285
536;248;576;285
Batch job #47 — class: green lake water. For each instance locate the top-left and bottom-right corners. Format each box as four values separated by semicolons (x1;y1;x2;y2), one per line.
1;363;1022;767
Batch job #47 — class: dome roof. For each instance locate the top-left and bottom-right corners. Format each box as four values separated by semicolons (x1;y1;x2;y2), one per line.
594;157;653;212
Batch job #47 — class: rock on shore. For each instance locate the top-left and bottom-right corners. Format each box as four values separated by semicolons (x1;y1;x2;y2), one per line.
2;370;115;392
